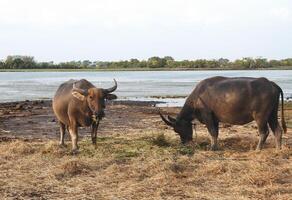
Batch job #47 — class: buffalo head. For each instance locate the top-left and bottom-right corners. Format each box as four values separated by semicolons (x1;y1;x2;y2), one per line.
71;79;117;119
159;111;193;144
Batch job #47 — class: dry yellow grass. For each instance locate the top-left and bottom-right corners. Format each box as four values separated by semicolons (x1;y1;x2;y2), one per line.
0;128;291;200
284;102;292;129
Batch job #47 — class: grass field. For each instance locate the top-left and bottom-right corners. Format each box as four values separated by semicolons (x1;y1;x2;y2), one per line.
0;101;291;199
284;102;292;129
0;130;291;200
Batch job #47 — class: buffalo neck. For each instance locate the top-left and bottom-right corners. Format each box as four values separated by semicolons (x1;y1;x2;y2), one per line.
81;99;94;116
176;102;194;122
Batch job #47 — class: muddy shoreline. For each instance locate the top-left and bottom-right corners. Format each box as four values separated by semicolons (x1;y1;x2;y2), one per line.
0;99;181;141
0;99;291;147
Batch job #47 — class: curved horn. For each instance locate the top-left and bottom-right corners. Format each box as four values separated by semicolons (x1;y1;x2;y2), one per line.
72;82;88;96
103;79;117;94
159;110;175;127
168;115;176;123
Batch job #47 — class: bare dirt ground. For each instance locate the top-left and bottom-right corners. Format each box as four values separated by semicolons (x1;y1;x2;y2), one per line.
0;100;164;140
0;100;291;199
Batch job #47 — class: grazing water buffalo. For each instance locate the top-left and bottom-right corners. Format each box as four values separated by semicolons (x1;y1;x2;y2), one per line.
53;79;117;153
159;76;287;150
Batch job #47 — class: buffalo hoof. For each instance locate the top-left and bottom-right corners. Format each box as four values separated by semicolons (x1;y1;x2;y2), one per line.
275;143;282;151
210;145;219;151
59;144;67;148
256;145;263;151
91;140;97;145
92;143;97;149
71;149;79;155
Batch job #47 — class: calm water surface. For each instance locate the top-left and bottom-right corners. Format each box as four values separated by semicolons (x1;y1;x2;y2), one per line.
0;70;291;106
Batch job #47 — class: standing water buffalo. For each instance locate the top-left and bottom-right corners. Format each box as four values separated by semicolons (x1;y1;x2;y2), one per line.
159;76;287;150
53;79;117;153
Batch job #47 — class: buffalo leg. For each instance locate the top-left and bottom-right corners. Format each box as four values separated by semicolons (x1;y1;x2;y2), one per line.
256;123;269;150
91;122;99;145
59;122;66;147
268;112;282;150
204;112;219;151
68;122;79;153
207;122;219;151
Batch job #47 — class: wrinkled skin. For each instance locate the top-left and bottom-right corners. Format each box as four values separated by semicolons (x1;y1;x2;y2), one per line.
53;79;117;153
160;76;287;150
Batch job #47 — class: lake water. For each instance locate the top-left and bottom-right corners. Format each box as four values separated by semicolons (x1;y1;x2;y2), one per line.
0;70;291;106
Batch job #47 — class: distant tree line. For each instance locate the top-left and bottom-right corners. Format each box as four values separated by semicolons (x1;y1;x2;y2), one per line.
1;55;292;70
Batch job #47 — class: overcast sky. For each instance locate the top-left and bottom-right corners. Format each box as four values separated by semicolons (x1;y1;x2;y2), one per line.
0;0;292;62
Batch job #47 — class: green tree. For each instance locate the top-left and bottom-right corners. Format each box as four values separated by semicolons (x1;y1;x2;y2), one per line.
0;61;4;69
233;58;254;69
147;57;166;68
81;60;92;68
218;58;230;68
5;55;36;69
280;58;292;66
128;59;139;68
254;57;269;68
163;56;174;67
269;60;280;67
193;59;208;68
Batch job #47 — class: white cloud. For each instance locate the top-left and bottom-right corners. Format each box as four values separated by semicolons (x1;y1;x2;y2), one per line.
0;0;288;28
270;7;291;21
0;0;247;27
0;0;292;61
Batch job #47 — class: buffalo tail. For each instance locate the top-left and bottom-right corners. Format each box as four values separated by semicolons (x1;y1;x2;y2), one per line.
271;82;287;133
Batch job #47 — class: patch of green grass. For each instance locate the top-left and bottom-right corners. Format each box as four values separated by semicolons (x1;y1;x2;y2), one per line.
284;101;292;108
114;149;140;160
196;141;210;150
95;136;114;142
287;121;292;128
177;145;195;156
78;136;152;159
150;133;171;147
54;133;199;160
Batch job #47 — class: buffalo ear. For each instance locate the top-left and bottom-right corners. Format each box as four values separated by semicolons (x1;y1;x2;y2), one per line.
105;93;117;100
72;91;86;101
72;83;88;101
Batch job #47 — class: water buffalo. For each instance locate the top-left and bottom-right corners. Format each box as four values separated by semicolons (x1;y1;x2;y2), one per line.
159;76;287;150
53;79;117;153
